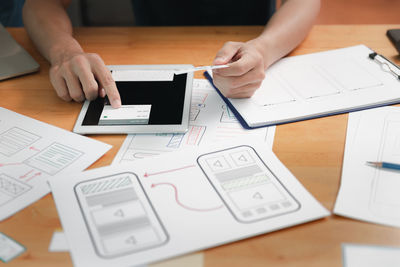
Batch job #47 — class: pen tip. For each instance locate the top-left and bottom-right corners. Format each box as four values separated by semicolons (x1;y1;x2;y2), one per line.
366;161;379;167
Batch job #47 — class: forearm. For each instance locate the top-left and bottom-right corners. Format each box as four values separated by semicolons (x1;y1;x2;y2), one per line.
252;0;320;68
23;0;82;65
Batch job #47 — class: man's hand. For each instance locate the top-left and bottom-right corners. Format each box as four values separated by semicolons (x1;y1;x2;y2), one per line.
212;41;266;98
49;52;121;108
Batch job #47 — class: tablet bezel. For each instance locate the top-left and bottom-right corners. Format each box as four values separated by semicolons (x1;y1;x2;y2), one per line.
73;64;193;134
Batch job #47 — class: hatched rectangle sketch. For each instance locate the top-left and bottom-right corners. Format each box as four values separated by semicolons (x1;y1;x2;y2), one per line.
74;173;168;258
0;127;40;157
166;134;185;148
197;145;300;223
0;174;32;207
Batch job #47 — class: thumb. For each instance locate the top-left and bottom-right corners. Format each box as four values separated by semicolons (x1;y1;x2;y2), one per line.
213;42;241;65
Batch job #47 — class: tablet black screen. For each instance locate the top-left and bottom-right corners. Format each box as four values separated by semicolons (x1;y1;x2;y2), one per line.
82;74;187;126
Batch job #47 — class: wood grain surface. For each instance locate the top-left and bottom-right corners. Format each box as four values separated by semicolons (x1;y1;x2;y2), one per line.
1;25;400;267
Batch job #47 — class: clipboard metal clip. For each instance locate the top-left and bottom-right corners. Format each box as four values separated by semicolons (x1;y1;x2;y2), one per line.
369;52;400;80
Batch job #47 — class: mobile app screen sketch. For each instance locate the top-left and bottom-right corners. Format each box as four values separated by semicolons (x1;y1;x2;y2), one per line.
197;146;300;223
74;173;168;258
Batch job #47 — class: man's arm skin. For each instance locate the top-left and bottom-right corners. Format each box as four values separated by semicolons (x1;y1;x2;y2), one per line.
23;0;121;107
213;0;321;98
23;0;319;102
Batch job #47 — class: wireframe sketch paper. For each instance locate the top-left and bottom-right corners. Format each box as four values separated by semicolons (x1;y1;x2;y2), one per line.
205;45;400;128
47;231;204;267
0;107;111;221
113;79;275;164
0;232;25;263
342;243;400;267
334;107;400;227
49;140;329;267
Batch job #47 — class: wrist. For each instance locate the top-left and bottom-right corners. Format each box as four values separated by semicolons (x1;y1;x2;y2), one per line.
48;37;84;66
247;36;276;70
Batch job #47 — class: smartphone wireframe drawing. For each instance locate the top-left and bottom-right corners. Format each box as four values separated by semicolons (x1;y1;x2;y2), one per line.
370;112;400;218
74;172;168;258
197;145;300;223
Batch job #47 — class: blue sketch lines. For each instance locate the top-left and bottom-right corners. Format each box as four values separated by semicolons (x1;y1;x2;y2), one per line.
220;105;238;123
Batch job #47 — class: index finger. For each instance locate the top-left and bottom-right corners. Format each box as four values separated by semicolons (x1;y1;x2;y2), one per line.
92;62;121;108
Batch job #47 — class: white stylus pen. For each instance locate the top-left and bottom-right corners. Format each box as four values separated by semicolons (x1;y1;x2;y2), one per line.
174;64;229;75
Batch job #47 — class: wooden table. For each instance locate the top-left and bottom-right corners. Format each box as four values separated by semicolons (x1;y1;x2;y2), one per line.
2;25;400;267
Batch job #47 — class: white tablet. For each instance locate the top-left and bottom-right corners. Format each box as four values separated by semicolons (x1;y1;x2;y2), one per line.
73;65;193;134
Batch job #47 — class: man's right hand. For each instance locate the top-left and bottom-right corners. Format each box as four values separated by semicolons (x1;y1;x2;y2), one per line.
49;52;121;108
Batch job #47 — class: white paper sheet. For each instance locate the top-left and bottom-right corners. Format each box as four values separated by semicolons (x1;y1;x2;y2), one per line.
0;232;25;263
342;244;400;267
48;231;203;267
113;79;275;164
112;70;174;81
334;107;400;227
0;107;111;221
208;45;400;127
49;140;329;267
48;231;69;252
174;64;228;75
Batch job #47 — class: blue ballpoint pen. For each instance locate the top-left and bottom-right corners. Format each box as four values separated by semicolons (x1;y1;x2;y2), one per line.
366;161;400;171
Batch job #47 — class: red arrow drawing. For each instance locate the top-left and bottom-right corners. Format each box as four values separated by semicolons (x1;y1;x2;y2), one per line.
29;146;40;152
144;165;196;178
26;172;42;182
0;162;21;167
151;182;223;212
20;169;34;179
